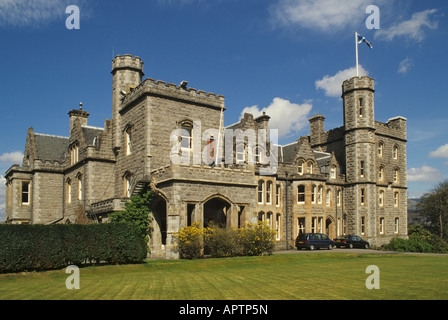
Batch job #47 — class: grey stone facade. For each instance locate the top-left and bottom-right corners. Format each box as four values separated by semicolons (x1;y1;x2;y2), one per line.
5;54;408;258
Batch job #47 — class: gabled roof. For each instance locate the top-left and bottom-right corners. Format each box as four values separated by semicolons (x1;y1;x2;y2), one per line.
34;133;69;162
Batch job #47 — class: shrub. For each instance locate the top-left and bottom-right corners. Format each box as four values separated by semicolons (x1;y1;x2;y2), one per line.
238;221;277;256
204;223;243;258
174;223;204;259
0;223;147;273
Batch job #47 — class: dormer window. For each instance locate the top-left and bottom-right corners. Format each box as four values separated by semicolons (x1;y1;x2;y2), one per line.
180;122;193;150
70;143;79;165
307;161;313;174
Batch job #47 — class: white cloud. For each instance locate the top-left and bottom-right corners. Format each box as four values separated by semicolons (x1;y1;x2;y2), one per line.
0;151;23;164
0;0;81;27
429;144;448;159
375;9;439;42
398;58;414;74
408;165;442;183
270;0;388;32
240;97;312;139
315;65;369;98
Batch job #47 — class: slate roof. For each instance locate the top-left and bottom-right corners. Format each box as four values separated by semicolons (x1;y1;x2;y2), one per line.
34;133;69;162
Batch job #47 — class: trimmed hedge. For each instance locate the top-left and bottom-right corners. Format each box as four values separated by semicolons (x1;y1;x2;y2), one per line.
0;223;148;273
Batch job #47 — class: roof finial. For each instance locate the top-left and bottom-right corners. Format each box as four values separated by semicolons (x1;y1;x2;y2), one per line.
79;102;83;110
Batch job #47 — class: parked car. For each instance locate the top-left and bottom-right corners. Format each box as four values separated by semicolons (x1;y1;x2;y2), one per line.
334;235;370;249
295;233;335;250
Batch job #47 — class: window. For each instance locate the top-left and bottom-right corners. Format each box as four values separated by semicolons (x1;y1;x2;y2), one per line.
297;185;305;204
360;188;365;205
21;181;30;204
77;174;83;201
70;144;79;165
266;212;273;228
257;180;264;204
326;189;331;206
66;179;72;204
330;166;336;179
298;218;305;236
378;142;384;157
317;185;323;204
124;173;132;198
317;217;323;233
254;147;262;164
276;214;281;240
394;191;399;207
206;136;215;164
312;217;317;233
311;185;316;204
393;145;399;160
298;160;304;175
360;160;365;177
359;98;364;117
180;123;192;150
236;143;245;163
266;181;272;204
378;166;384;181
379;217;385;234
258;212;265;222
276;184;281;207
378;190;384;207
361;216;366;235
394;168;400;183
125;126;132;156
394;218;399;234
307;161;313;174
337;189;342;207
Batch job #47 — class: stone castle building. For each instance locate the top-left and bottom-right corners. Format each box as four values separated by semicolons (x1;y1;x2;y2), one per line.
5;54;408;258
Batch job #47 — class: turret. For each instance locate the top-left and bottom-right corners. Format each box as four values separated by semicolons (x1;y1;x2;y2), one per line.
111;54;144;151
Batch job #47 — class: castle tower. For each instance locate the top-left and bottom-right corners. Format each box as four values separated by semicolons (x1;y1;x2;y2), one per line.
111;54;144;151
342;76;377;241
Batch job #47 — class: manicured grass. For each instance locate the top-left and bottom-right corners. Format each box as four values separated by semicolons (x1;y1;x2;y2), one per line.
1;252;447;300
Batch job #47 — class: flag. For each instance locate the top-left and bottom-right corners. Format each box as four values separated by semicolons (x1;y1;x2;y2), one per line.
358;34;373;49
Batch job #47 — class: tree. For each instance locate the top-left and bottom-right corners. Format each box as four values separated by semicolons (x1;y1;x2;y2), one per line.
109;186;154;241
418;180;448;240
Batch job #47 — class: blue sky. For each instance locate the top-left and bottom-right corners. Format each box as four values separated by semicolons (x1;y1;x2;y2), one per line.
1;0;448;221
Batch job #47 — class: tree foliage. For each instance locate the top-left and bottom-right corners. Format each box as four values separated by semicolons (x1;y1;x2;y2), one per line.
109;186;154;241
418;180;448;239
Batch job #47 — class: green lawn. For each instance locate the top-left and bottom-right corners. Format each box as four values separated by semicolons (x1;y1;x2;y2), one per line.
1;252;447;300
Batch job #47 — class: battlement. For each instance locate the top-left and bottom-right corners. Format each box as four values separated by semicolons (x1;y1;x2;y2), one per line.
121;77;225;110
111;54;144;74
342;76;375;94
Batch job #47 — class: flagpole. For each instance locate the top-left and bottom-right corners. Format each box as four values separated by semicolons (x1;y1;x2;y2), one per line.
355;32;359;77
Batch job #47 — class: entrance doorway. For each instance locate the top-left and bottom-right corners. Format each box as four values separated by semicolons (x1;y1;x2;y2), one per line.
325;217;336;240
203;197;231;228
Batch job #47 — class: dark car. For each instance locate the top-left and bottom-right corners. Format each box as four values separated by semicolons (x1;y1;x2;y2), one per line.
295;233;335;250
334;235;370;249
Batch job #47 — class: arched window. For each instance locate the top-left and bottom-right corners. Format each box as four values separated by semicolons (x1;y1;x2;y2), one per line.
236;143;246;164
124;172;132;198
307;161;314;174
326;189;331;206
359;98;364;117
393;145;399;160
66;178;72;204
276;183;281;207
77;173;83;201
311;185;317;204
317;185;323;204
298;159;304;175
70;142;79;165
266;181;272;204
378;190;384;207
125;125;132;156
378;142;384;157
180;121;193;150
257;180;264;204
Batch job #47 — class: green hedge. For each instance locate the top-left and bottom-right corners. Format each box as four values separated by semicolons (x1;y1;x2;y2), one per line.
0;223;148;273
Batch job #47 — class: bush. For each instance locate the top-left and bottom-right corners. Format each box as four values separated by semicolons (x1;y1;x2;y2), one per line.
238;221;277;256
174;222;277;259
0;223;147;273
174;223;204;259
383;225;448;254
204;223;243;258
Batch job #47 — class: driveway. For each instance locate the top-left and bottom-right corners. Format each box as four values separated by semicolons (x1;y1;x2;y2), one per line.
274;248;448;256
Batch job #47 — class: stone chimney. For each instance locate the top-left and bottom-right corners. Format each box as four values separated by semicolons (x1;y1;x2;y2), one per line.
69;102;89;133
309;114;325;146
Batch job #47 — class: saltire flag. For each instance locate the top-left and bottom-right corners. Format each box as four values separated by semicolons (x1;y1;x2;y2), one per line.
358;34;373;49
